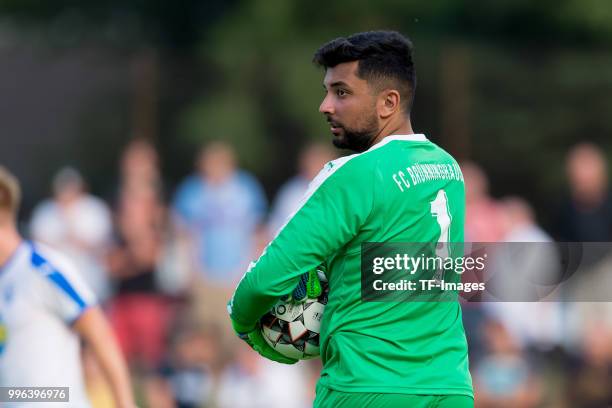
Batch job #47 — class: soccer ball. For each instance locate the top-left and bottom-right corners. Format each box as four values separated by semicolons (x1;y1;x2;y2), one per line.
260;281;329;360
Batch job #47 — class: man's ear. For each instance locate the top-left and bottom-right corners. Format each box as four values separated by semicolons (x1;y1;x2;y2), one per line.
378;89;401;119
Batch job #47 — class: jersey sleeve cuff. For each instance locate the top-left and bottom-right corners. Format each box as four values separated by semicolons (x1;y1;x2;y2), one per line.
67;302;96;327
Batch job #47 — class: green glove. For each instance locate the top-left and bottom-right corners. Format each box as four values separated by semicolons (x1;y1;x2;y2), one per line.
231;318;298;365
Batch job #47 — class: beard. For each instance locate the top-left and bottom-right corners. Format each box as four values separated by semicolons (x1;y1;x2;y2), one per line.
330;112;380;153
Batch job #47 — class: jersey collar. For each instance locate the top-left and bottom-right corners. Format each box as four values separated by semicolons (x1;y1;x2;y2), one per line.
367;133;428;152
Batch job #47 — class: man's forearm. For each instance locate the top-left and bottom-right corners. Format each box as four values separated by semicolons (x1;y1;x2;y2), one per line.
74;307;136;408
229;242;310;330
229;266;280;330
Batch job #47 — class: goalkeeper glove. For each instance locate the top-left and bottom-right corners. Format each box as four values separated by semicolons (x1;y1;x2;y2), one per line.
230;318;298;365
289;266;326;302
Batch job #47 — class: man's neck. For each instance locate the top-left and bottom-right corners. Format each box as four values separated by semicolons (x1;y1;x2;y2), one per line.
370;118;414;148
0;225;22;268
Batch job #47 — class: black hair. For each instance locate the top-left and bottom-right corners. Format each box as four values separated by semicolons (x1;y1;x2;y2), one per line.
313;30;416;113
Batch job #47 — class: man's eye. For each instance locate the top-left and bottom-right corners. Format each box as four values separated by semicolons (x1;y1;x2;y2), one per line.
336;89;348;97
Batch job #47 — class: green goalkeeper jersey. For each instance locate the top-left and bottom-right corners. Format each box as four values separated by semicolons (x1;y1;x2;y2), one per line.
229;133;473;397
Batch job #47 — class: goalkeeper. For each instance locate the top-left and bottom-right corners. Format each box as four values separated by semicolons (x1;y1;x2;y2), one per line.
228;31;473;408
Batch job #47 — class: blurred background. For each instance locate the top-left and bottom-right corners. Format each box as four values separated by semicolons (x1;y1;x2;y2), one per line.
1;1;612;407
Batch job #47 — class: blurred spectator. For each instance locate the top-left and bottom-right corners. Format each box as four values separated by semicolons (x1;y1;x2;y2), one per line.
216;343;309;408
462;161;505;242
159;324;221;408
119;138;163;194
30;166;113;300
485;197;565;351
556;142;612;242
564;255;612;350
172;141;267;285
268;143;336;236
499;196;551;242
107;139;175;372
141;375;176;408
113;139;192;296
566;321;612;407
474;320;541;408
172;141;266;348
461;161;505;363
554;143;612;365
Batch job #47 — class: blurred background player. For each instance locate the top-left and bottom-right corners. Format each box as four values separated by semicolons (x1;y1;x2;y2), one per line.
0;166;135;408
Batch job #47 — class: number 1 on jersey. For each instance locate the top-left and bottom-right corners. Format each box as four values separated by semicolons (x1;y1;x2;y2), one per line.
430;189;452;281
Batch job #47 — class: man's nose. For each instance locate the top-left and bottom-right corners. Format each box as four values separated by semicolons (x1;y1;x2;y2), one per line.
319;94;334;115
